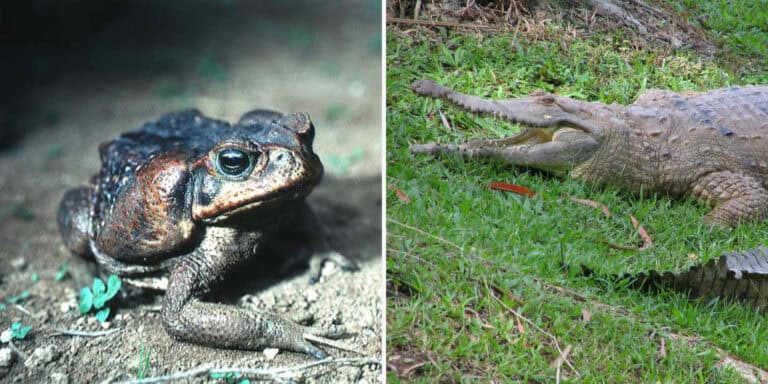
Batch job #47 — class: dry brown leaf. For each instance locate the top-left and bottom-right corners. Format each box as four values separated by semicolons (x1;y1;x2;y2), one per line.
630;215;653;249
581;309;592;323
388;184;412;203
488;182;536;197
516;316;525;334
569;197;611;217
550;344;573;368
659;337;667;358
394;188;411;203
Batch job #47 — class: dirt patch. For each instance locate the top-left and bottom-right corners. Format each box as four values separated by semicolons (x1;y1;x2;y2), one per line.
0;1;382;383
387;0;716;57
387;343;431;379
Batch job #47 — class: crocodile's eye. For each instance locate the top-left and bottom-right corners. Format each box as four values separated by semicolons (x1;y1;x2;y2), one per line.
216;148;257;178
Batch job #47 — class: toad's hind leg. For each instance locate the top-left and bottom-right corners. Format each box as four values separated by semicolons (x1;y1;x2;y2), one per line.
162;227;346;359
58;187;93;256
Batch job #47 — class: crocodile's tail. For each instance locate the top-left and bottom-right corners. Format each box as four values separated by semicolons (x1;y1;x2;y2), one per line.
597;247;768;310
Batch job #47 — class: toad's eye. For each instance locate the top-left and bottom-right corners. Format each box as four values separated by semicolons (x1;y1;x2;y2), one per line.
216;148;256;178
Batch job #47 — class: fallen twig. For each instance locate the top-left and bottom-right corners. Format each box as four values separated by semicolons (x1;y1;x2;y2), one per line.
552;344;572;383
401;360;427;377
113;357;380;384
437;110;453;131
386;17;505;32
50;328;123;338
387;218;464;253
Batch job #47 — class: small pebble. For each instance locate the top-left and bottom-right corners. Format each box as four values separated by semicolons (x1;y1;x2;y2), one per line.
263;348;279;360
331;309;343;324
25;344;61;368
50;372;68;384
59;300;76;314
99;321;112;330
10;257;26;270
0;330;11;344
305;289;318;303
0;348;13;368
357;309;376;328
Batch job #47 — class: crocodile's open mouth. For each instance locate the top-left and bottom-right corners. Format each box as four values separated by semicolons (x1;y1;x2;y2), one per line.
459;126;574;151
410;123;600;175
490;127;560;146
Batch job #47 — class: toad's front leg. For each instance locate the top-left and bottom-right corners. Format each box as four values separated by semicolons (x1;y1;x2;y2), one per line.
161;229;345;359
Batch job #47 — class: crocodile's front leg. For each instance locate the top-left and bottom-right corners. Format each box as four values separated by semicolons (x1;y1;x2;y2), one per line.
692;171;768;227
161;226;345;359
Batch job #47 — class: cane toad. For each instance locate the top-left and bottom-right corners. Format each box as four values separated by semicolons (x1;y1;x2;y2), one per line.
57;109;354;358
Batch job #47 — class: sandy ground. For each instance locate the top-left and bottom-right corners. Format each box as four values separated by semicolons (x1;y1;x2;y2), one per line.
0;2;382;383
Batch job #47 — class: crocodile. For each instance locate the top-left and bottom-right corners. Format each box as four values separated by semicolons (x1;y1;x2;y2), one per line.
410;79;768;228
597;247;768;310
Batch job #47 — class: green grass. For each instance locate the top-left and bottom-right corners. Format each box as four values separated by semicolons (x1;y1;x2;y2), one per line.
386;6;768;382
671;0;768;75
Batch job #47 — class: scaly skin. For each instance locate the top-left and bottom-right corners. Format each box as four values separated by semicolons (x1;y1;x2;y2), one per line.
620;246;768;310
410;79;768;227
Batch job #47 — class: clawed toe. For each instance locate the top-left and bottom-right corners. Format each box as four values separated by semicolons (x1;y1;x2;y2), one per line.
301;343;330;360
308;324;347;339
291;325;347;359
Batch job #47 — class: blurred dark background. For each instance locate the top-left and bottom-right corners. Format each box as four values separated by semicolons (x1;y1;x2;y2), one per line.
0;0;381;149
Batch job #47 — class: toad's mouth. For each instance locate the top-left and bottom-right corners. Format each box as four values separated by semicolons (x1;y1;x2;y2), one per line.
192;167;321;224
199;187;310;224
